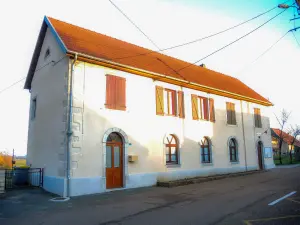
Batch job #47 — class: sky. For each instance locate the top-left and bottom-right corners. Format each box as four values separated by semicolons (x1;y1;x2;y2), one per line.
0;0;299;156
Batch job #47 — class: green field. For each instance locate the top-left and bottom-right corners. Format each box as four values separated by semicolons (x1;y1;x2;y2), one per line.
15;159;27;167
273;154;300;165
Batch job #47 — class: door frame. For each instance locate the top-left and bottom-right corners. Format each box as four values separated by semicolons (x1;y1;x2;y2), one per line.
102;128;129;190
257;141;264;170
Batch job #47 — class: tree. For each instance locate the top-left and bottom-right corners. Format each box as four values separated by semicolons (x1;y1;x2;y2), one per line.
275;109;291;165
288;125;300;164
0;151;12;168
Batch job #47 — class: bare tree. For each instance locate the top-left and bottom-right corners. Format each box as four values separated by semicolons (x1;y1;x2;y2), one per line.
288;125;300;164
274;109;291;164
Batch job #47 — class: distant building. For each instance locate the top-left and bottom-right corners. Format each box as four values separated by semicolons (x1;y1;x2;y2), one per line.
271;128;300;155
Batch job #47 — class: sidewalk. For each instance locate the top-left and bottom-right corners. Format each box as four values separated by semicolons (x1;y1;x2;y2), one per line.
275;164;300;168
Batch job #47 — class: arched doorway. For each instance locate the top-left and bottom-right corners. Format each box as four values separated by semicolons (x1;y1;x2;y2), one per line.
257;141;264;170
106;132;124;189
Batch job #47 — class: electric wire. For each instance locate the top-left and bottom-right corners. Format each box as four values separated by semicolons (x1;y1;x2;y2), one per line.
177;8;289;72
112;0;291;60
108;0;161;50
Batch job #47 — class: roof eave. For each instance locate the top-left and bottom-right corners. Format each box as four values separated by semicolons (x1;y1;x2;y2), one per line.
66;50;273;107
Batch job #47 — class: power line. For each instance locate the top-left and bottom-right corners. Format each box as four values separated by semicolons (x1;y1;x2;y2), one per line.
108;0;161;50
0;77;26;95
0;56;67;95
236;30;290;75
156;57;187;81
177;8;289;72
112;0;291;60
292;31;300;46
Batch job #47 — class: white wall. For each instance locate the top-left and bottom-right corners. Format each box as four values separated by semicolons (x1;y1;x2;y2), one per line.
26;27;69;195
69;61;274;191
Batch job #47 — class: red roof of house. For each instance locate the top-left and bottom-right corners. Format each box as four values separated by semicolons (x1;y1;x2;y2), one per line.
25;16;272;106
272;128;300;147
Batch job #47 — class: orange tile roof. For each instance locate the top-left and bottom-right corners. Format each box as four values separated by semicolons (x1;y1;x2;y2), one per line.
272;128;300;147
28;16;272;106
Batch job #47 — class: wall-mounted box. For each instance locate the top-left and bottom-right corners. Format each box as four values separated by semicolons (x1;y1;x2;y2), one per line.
128;155;138;162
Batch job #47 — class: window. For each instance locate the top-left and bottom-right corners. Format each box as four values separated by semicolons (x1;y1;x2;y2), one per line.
201;137;211;163
226;102;236;125
155;86;185;118
191;95;215;122
165;134;179;164
229;138;238;162
164;89;177;116
31;98;37;120
254;108;262;128
105;75;126;111
107;132;122;142
44;48;50;60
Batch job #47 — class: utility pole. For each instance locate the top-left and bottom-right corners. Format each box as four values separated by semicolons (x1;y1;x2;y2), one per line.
12;149;15;169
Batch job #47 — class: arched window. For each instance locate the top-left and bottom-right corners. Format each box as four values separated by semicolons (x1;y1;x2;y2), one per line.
229;138;238;162
165;134;179;164
107;132;122;143
201;137;211;163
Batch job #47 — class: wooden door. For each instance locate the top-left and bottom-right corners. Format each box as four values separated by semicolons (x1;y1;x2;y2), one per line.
257;142;263;170
106;143;123;189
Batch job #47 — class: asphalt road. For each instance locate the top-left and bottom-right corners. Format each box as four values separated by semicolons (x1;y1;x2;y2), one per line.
1;166;300;225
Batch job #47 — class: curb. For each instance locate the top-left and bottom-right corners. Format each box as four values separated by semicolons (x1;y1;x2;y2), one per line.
157;170;268;188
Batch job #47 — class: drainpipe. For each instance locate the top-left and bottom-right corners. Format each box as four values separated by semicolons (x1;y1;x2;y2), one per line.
240;100;248;171
66;53;77;198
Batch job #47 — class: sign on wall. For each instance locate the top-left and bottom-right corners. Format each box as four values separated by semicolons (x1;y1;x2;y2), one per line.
264;147;272;158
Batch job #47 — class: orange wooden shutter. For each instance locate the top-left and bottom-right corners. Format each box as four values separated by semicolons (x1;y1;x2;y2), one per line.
172;91;177;116
209;98;215;122
226;102;231;124
257;108;262;127
254;108;262;127
203;98;209;120
156;86;164;115
254;108;258;127
105;75;116;109
191;94;199;120
115;76;126;111
231;103;236;124
178;91;185;118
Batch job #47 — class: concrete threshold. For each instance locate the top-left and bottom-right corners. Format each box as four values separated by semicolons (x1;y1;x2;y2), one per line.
157;170;267;188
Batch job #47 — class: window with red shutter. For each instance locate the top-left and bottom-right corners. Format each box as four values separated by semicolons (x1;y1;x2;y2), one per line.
226;102;236;125
165;89;176;116
192;95;214;122
198;96;209;120
155;87;184;118
254;108;262;128
105;75;126;111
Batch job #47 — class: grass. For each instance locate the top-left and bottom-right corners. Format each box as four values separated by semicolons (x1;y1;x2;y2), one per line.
14;159;27;167
274;154;300;165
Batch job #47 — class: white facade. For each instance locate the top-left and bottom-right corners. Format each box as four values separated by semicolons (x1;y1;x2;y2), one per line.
26;27;275;197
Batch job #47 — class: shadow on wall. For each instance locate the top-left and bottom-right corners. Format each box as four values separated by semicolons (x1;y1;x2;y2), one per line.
71;102;271;182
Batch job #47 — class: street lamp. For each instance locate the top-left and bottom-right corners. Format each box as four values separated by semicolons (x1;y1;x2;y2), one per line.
278;2;300;18
278;4;292;9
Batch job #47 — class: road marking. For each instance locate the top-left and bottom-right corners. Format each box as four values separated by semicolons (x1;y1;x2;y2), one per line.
244;214;300;225
268;191;297;206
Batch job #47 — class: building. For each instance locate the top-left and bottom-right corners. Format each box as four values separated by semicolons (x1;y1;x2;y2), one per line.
271;128;300;155
25;16;275;197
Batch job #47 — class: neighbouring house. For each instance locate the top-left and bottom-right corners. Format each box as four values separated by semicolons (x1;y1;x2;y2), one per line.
271;128;300;155
25;16;275;197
